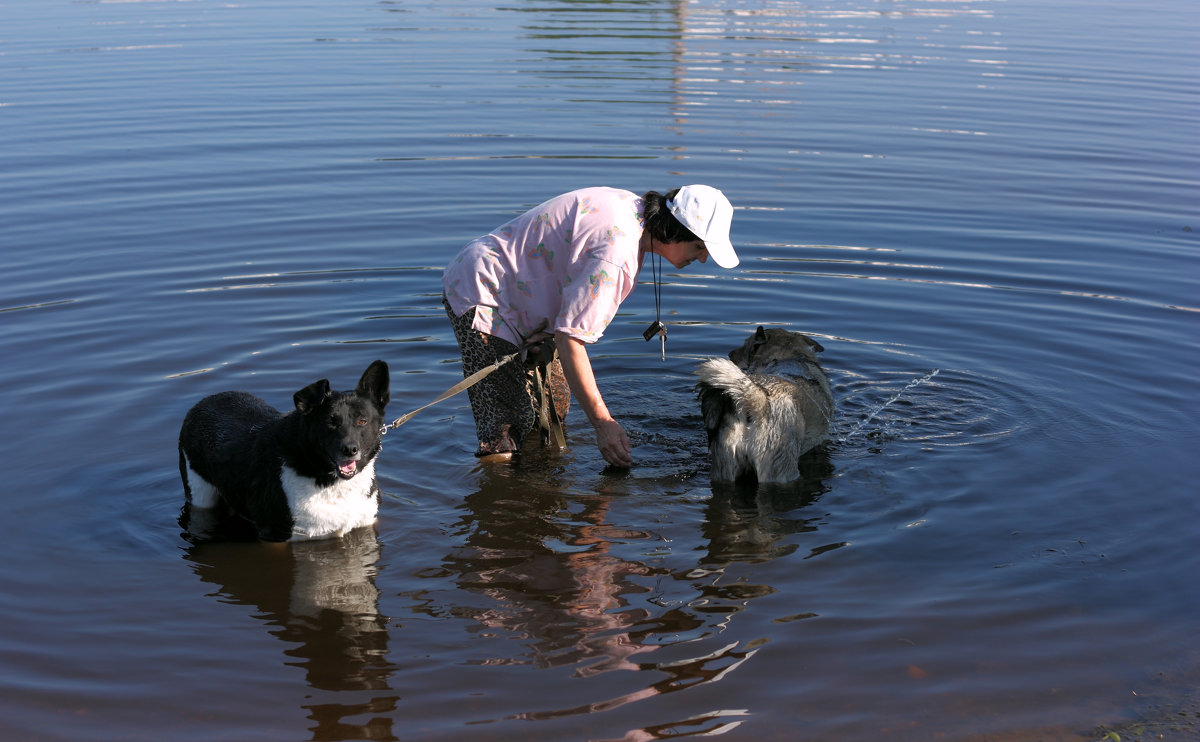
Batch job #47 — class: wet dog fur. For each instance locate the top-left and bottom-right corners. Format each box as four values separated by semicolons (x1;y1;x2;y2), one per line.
696;327;834;483
179;361;390;542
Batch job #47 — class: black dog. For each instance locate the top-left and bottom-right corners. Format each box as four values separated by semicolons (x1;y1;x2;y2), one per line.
179;360;390;541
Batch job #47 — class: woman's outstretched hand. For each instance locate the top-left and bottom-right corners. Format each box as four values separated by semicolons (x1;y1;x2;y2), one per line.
593;418;633;468
555;331;634;468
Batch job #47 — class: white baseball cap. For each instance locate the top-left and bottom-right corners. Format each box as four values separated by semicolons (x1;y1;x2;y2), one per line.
667;184;739;268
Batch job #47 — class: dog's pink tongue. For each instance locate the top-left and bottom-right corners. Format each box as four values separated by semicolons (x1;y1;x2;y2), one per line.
339;461;357;476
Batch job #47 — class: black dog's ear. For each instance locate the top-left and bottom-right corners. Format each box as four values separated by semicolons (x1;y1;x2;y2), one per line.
294;379;332;414
357;360;390;409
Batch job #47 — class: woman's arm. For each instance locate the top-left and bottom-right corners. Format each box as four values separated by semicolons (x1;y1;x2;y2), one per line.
554;331;633;467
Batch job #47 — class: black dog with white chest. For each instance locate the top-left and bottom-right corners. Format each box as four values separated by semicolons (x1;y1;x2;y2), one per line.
179;360;390;542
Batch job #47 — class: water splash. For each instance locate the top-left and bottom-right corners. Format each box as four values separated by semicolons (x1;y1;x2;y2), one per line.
838;368;940;444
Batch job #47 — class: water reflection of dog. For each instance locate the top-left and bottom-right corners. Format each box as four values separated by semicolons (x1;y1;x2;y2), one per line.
702;449;835;566
697;327;835;483
181;526;394;738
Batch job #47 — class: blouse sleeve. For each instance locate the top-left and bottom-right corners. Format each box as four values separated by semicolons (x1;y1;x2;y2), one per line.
555;252;635;342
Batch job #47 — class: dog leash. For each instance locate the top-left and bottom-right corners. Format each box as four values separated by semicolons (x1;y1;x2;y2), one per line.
381;336;568;447
381;350;521;433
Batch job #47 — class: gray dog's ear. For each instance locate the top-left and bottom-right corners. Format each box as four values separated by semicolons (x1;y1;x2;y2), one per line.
293;379;332;414
805;337;825;353
748;325;769;361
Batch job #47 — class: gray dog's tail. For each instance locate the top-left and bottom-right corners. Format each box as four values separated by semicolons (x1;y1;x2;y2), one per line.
695;358;769;443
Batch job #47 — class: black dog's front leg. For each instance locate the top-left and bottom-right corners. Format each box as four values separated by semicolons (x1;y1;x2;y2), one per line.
257;523;293;542
244;477;295;543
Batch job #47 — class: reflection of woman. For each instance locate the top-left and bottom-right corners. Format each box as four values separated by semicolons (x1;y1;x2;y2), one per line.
443;185;739;466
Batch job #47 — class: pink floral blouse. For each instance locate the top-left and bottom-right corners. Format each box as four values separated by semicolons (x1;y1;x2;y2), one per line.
443;187;645;347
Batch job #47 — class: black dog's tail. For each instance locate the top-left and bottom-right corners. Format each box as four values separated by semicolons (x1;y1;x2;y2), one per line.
178;442;193;502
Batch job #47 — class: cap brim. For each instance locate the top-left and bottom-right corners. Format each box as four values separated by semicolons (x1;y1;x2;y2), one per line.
706;239;739;268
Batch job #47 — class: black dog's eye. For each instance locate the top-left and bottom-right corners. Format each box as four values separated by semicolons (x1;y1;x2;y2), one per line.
355;417;367;427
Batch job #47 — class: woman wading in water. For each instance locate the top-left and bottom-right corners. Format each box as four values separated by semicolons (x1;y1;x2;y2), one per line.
443;185;738;466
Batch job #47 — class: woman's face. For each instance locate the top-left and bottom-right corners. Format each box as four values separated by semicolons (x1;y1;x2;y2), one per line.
654;239;709;269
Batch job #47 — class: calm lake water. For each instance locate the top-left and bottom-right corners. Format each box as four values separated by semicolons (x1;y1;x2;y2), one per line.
2;0;1197;740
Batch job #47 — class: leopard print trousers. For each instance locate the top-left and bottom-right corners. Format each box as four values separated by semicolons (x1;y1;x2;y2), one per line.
444;298;570;456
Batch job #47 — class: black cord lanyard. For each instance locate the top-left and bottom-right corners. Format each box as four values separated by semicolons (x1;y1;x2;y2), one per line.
643;238;668;360
652;249;662;323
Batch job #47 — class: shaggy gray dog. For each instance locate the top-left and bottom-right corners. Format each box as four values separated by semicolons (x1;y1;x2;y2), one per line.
696;327;834;483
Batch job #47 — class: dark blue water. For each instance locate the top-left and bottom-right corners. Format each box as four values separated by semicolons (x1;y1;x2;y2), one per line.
2;1;1197;740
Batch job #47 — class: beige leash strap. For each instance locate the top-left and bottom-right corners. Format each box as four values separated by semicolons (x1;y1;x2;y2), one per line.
382;350;520;433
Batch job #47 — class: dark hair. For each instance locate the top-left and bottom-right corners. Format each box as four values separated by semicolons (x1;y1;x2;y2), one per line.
642;189;700;244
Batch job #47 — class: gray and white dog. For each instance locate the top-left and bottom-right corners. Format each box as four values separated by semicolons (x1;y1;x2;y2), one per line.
696;327;835;483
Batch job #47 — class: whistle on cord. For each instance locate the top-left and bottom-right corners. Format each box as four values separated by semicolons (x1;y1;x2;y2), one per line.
643;320;667;361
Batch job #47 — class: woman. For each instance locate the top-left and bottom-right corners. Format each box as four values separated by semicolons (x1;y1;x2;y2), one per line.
443;184;738;466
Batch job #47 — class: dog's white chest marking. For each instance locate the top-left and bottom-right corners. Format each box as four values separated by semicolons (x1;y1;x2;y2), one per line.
281;461;379;541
